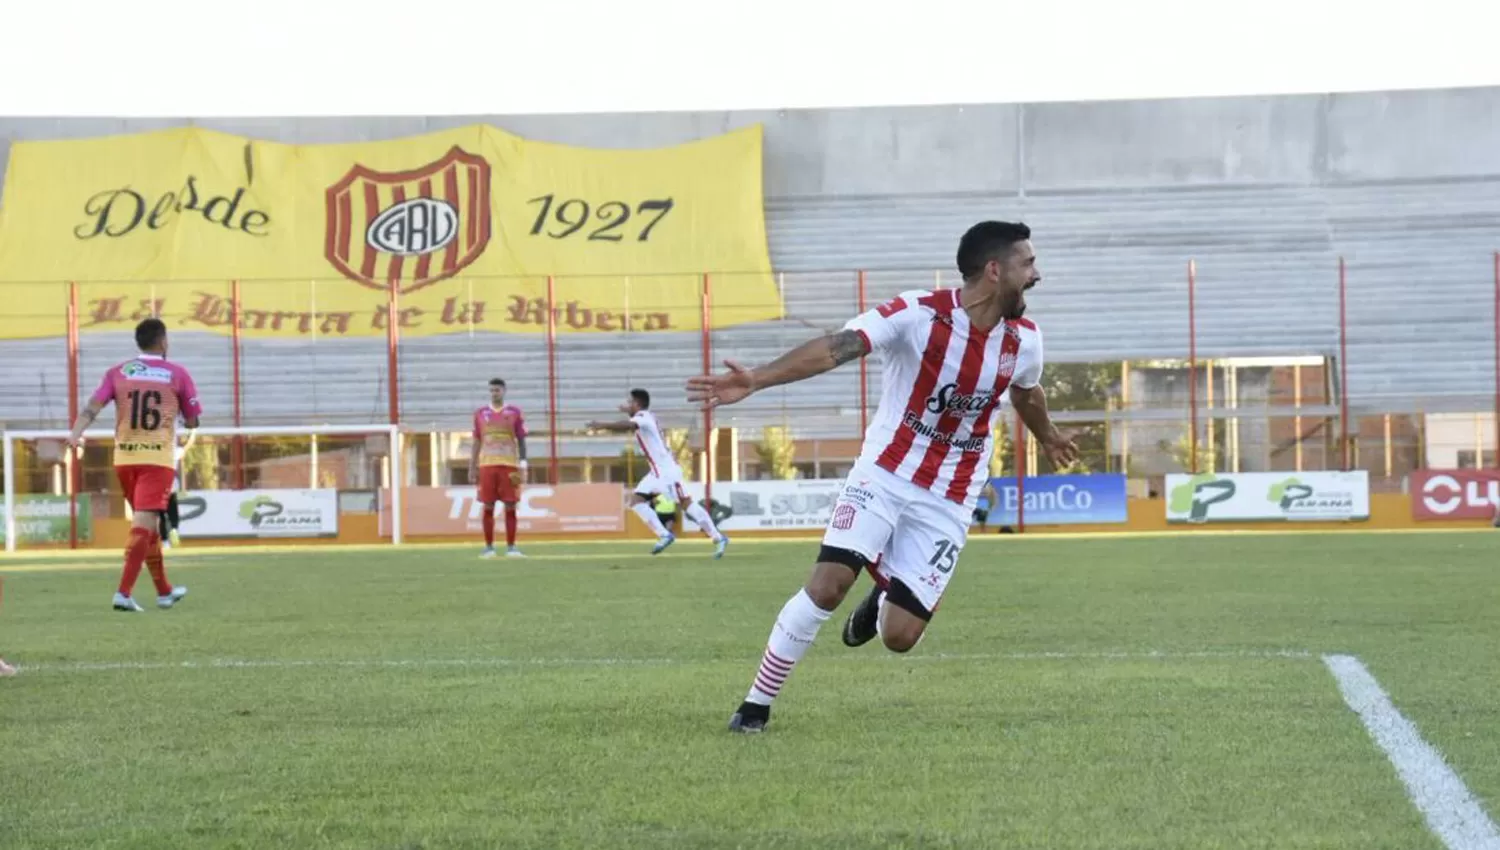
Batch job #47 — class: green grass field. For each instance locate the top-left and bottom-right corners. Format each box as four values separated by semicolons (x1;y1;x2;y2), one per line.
3;531;1499;849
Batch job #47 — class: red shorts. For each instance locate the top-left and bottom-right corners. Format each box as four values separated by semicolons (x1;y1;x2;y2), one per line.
116;464;175;512
478;465;521;504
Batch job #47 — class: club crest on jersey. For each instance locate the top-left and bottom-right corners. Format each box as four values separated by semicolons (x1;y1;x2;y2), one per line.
325;146;492;295
925;383;994;417
996;351;1018;376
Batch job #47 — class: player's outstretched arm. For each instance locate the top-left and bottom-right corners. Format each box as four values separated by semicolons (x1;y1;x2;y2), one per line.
586;420;638;433
686;329;867;409
1009;384;1079;469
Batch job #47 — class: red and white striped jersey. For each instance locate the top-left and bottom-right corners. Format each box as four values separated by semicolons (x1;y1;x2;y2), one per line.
845;288;1044;508
631;410;682;478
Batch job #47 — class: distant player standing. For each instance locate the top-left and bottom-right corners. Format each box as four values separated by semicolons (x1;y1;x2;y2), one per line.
687;221;1077;733
66;318;198;612
470;378;528;558
587;389;728;558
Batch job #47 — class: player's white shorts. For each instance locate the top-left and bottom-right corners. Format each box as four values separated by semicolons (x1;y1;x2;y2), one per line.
634;470;689;503
822;462;971;615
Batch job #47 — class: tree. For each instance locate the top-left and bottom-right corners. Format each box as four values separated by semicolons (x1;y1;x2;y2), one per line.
988;419;1011;478
1162;431;1217;475
755;426;797;480
664;428;694;473
183;441;219;490
1034;362;1117;473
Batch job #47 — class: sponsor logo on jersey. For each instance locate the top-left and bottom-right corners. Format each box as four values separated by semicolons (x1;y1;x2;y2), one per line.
924;382;995;417
121;361;173;384
900;410;986;453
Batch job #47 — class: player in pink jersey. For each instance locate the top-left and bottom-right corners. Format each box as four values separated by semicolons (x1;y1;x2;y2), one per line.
67;318;200;613
469;377;528;558
688;222;1078;733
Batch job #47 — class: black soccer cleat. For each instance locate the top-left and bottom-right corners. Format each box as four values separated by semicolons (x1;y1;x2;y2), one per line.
728;701;770;734
841;582;883;647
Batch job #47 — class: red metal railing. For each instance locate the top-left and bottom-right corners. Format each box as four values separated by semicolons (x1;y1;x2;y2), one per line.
11;256;1499;544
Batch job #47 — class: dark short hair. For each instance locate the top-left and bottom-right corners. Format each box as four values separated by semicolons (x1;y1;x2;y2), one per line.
135;318;167;352
957;221;1032;280
630;388;650;410
489;378;506;388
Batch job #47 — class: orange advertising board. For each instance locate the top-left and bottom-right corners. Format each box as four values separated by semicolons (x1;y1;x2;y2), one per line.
379;484;625;537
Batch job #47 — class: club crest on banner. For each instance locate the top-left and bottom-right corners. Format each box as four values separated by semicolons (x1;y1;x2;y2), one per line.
324;146;492;294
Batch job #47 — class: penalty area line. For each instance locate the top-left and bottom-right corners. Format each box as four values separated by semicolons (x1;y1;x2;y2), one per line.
1324;654;1500;850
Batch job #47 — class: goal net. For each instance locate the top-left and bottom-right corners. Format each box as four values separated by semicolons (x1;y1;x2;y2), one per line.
2;424;404;553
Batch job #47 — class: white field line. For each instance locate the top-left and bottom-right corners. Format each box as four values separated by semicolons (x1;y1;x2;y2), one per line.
1324;654;1500;850
15;648;1314;674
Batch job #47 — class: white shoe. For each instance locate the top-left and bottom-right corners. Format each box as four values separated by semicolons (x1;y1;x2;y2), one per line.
0;658;17;677
158;586;188;609
480;548;498;559
505;547;524;558
113;593;144;613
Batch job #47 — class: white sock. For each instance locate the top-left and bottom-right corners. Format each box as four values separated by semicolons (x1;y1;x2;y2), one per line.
632;503;670;537
684;502;724;542
746;589;832;706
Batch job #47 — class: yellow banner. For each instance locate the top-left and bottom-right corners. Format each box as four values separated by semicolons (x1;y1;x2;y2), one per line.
0;125;780;338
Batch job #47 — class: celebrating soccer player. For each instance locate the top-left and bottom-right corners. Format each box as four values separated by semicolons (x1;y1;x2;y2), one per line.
688;221;1077;733
587;389;728;558
67;318;198;613
470;378;528;558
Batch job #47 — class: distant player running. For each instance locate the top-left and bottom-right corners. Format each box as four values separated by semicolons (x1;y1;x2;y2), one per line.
67;318;199;613
687;221;1077;733
587;389;728;558
470;378;528;558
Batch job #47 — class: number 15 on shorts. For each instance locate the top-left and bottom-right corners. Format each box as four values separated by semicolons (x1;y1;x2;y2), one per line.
929;539;959;573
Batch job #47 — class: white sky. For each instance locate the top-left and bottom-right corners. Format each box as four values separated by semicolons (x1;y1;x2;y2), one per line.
2;0;1497;116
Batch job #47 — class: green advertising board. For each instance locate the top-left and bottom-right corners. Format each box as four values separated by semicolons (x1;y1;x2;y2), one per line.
0;495;93;544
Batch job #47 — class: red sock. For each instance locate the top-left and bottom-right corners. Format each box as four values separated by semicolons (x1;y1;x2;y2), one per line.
119;527;151;596
481;506;495;548
144;532;171;596
504;506;518;547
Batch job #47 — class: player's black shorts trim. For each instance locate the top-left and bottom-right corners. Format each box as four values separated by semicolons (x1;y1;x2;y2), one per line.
886;578;933;622
817;544;869;573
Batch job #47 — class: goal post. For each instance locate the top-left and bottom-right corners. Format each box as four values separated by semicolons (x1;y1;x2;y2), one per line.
2;423;404;553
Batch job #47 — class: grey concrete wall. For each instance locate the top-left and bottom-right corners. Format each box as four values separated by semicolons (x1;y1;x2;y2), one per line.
7;88;1500;200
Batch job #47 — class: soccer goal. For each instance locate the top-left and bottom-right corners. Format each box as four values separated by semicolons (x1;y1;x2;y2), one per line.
2;423;404;553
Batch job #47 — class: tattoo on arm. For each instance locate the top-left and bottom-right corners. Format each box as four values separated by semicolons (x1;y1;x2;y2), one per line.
517;437;527;461
829;329;867;366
